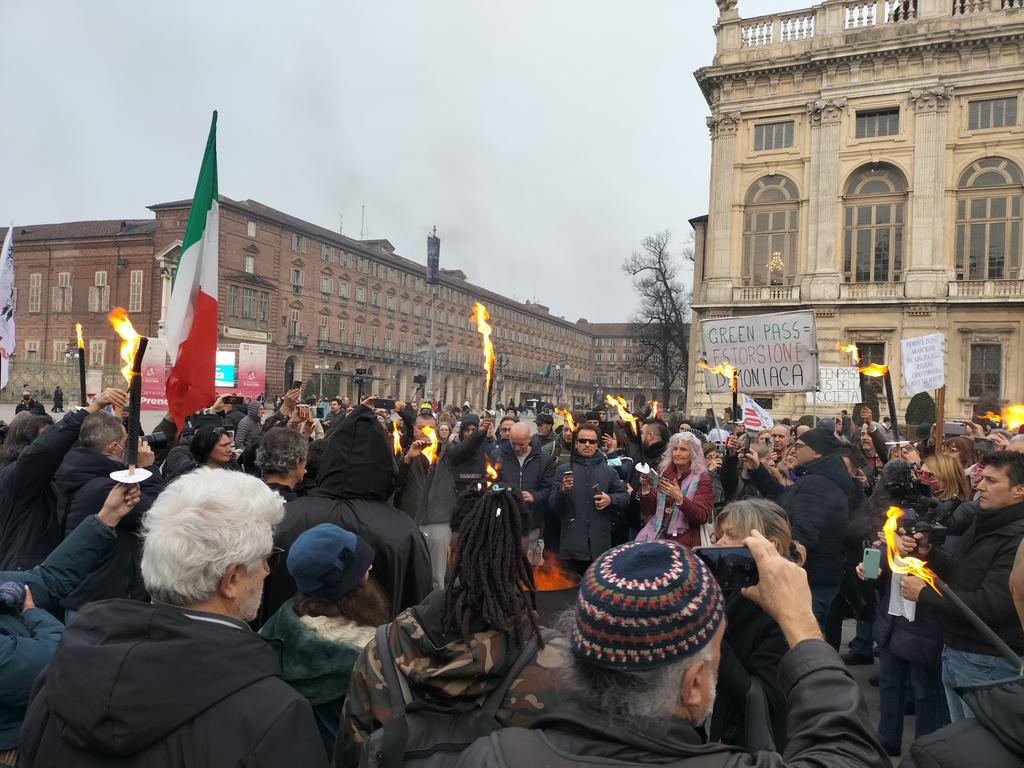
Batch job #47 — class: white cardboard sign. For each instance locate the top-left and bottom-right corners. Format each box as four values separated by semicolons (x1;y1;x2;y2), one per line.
901;333;945;396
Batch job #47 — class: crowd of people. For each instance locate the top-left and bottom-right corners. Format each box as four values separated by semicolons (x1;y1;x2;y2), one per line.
0;387;1022;767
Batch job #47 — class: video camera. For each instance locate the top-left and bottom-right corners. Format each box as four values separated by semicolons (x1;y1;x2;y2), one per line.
882;458;948;547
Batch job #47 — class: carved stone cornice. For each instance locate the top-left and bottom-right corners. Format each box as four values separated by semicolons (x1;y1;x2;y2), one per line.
716;0;738;11
806;97;847;126
706;111;741;139
909;85;953;113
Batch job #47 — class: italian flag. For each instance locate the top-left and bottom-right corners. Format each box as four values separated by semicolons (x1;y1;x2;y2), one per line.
165;112;219;429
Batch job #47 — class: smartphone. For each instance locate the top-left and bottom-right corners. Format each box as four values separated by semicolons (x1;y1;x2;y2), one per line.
861;547;881;580
944;421;966;436
740;432;752;452
695;547;759;589
599;421;615;438
225;395;244;405
975;437;995;453
291;380;302;391
372;398;397;410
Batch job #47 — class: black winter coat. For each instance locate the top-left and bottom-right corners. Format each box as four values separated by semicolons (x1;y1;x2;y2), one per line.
61;469;164;610
917;501;1024;656
0;409;88;571
550;452;629;562
900;675;1024;768
494;439;555;530
749;453;852;587
17;600;329;768
54;447;124;533
457;640;890;768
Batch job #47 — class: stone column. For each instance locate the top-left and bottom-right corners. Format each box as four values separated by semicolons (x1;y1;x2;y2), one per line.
805;97;846;301
907;86;953;298
704;110;741;305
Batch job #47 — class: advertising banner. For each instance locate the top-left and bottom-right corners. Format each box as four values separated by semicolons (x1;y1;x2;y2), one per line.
235;342;267;399
700;310;818;394
140;337;168;411
215;350;236;387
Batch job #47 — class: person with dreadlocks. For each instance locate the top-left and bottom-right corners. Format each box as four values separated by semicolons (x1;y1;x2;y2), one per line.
341;485;571;766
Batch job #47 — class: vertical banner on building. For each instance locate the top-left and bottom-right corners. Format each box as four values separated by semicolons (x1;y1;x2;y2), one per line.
141;337;169;410
426;232;440;285
0;227;15;390
236;342;267;399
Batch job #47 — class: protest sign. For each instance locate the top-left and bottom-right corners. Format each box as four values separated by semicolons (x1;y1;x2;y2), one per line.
742;394;774;430
901;333;945;396
700;310;818;394
805;367;861;405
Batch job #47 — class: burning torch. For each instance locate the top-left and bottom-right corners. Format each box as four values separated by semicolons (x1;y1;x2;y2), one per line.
472;302;495;413
391;420;403;458
606;394;646;468
75;322;87;407
883;506;1023;674
859;362;900;442
107;307;151;483
415;424;441;522
700;360;739;424
555;407;577;457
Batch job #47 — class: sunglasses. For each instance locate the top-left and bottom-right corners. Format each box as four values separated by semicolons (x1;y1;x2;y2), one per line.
576;438;598;445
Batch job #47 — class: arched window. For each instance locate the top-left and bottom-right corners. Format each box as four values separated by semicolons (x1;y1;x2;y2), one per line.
842;164;907;283
741;176;799;286
955;157;1023;280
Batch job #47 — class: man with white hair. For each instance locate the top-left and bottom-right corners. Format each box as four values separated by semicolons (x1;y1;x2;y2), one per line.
17;469;329;768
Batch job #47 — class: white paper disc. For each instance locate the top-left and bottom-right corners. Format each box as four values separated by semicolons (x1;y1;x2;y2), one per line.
109;468;153;484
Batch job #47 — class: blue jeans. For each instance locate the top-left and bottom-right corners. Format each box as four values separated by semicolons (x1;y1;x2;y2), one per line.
877;650;948;750
941;646;1020;721
810;583;840;633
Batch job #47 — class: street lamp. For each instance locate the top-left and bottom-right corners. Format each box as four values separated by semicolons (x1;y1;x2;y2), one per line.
62;343;78;402
315;353;327;398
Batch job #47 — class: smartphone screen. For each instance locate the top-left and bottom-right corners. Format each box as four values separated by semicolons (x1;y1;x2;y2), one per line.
373;398;397;410
861;547;881;580
695;546;759;589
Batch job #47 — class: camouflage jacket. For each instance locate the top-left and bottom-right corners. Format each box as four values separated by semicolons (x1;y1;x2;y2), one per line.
340;590;570;765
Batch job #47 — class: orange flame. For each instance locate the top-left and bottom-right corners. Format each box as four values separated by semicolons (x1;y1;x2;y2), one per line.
485;460;499;488
533;552;580;591
649;400;660;418
859;362;889;378
1003;404;1024;431
835;341;861;364
420;424;439;465
883;506;939;595
472;302;495;392
107;307;141;384
606;394;640;436
391;421;402;456
980;411;1002;422
555;407;576;434
75;323;85;350
700;360;738;392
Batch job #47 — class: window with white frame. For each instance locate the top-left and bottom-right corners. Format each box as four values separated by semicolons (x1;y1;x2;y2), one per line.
385;328;393;351
129;270;144;312
339;318;347;343
291;269;304;293
339;281;350;300
52;340;66;362
322;244;334;262
356;286;366;304
89;339;105;366
319;315;329;341
291;234;306;253
357;257;368;273
247;221;256;238
371;326;379;348
320;276;333;296
24;340;39;361
400;298;409;315
289;310;302;336
413;302;422;318
386;295;396;312
244;254;255;274
89;271;110;313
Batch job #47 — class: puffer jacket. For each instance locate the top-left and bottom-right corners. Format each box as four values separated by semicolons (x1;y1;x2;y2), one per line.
749;453;852;587
233;401;263;449
550;451;630;562
341;589;571;767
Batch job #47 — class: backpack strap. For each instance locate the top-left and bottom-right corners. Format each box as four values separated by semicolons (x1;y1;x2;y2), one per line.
479;627;556;719
373;624;412;768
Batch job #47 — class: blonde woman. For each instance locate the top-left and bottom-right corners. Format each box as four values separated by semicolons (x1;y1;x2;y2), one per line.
707;498;804;752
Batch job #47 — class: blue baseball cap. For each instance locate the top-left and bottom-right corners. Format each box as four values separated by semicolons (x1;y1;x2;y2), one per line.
287;524;374;598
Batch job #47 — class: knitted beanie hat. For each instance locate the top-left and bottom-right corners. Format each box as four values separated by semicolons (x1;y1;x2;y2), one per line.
571;540;724;671
799;427;842;457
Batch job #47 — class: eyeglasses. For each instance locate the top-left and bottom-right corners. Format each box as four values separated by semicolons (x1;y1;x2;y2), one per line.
260;547;285;574
576;438;598;445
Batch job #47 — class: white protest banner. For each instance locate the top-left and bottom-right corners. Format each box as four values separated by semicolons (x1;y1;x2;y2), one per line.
700;310;818;394
742;394;774;430
901;333;945;396
805;367;861;405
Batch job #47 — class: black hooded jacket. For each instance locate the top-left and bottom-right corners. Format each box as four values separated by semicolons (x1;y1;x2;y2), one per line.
749;452;852;587
17;599;329;768
263;404;432;621
54;447;124;532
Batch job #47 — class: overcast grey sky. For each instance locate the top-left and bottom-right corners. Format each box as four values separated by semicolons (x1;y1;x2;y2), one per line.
0;0;808;323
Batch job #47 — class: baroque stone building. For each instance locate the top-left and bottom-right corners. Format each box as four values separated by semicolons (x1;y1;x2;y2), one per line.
688;0;1024;418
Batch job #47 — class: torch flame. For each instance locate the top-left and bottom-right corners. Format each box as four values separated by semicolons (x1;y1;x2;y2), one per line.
883;506;940;595
75;323;85;350
606;394;640;436
859;362;889;378
1003;405;1024;431
107;307;141;384
391;421;402;456
472;302;495;392
555;407;576;434
980;411;1002;422
420;425;440;465
485;460;499;487
649;400;660;419
699;360;738;392
835;341;861;363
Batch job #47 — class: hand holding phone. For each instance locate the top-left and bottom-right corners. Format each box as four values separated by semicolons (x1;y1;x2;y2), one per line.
695;546;759;590
861;547;881;580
